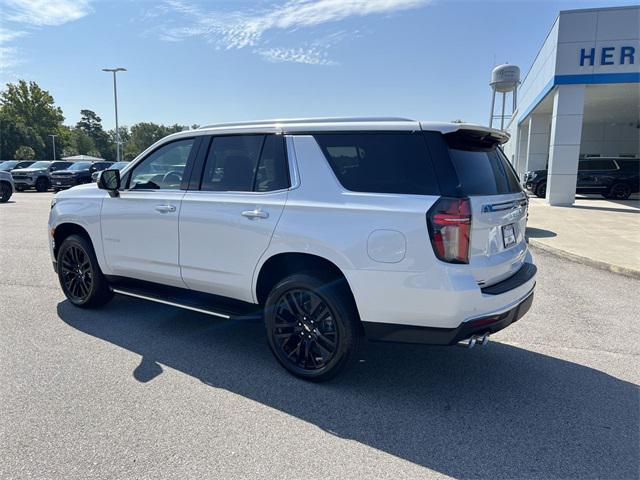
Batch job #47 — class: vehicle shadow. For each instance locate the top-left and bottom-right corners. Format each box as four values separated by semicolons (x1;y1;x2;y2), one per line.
525;227;557;238
57;297;639;479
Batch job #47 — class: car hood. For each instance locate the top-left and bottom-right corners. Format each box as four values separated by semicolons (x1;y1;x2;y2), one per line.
11;168;46;174
52;169;89;175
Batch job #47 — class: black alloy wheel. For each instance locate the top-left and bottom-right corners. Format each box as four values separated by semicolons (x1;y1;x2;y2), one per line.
265;273;361;381
35;177;49;192
57;235;113;308
609;183;631;200
272;289;339;370
535;181;547;198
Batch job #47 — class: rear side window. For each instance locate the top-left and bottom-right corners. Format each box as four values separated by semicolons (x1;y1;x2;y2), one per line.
444;131;521;196
201;134;289;192
314;132;440;195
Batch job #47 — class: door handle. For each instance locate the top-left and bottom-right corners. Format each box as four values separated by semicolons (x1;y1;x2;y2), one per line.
155;204;176;213
241;209;269;219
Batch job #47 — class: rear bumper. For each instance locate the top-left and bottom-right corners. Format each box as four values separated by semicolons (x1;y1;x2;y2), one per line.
363;287;534;345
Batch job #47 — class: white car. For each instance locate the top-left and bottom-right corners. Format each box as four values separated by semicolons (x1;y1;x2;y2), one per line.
49;117;536;381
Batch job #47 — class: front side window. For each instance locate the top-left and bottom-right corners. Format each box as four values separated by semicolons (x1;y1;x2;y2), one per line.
314;132;440;195
200;134;289;192
129;139;194;190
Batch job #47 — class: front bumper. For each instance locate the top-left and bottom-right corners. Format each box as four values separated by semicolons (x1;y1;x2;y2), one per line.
12;177;36;187
51;177;78;188
363;287;534;345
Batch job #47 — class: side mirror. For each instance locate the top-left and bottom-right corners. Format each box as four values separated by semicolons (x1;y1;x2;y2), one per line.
98;169;121;196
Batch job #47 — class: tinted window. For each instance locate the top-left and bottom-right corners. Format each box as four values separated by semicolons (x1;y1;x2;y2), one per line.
129;138;194;190
617;159;640;172
15;161;34;169
92;162;112;171
579;159;618;171
443;131;521;196
254;135;289;192
201;135;263;192
314;132;440;195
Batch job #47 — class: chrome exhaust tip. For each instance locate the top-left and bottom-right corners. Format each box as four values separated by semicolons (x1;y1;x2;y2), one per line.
458;334;490;349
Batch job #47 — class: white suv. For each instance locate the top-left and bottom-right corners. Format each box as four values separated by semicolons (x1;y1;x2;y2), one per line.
49;118;536;381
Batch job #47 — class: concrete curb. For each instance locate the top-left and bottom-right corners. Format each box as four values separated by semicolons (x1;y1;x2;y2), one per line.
527;238;640;280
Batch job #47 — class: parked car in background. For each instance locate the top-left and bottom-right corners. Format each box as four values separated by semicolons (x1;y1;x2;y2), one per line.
12;161;73;192
51;161;113;191
49;118;536;381
91;161;129;182
0;170;14;202
524;157;640;199
0;160;36;172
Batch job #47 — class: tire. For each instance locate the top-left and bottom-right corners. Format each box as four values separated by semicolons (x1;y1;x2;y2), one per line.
607;182;632;200
264;273;361;382
35;177;49;192
534;181;547;198
0;182;11;203
57;234;114;308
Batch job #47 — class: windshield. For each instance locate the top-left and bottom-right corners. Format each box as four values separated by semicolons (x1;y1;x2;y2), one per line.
29;161;52;169
67;162;92;171
0;161;17;170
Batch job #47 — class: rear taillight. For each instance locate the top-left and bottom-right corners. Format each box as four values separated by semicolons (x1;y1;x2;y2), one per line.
427;197;471;264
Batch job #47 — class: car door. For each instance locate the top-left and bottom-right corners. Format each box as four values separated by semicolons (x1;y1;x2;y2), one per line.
179;134;290;302
100;137;198;287
577;159;617;193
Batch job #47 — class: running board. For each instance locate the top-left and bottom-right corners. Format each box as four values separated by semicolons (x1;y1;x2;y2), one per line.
107;276;262;321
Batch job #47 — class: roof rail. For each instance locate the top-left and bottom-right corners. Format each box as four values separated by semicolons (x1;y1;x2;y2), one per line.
198;116;415;130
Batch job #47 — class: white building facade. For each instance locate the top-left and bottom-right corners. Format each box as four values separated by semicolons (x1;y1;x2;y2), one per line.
503;6;640;205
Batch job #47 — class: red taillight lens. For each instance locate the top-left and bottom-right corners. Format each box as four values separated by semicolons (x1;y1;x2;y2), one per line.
427;197;471;264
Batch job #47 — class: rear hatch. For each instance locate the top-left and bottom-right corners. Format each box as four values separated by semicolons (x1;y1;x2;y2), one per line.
429;126;529;287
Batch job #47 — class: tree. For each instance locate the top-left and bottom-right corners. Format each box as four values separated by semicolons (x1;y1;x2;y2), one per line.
76;109;114;161
14;146;35;160
123;122;187;160
0;80;65;159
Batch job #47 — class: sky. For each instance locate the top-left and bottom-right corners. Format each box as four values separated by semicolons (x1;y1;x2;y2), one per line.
0;0;637;130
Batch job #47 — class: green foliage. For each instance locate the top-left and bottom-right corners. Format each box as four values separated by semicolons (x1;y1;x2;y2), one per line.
123;123;187;161
1;80;190;161
14;145;35;160
0;80;65;159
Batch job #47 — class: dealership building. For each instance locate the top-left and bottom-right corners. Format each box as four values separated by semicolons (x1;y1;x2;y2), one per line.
502;5;639;205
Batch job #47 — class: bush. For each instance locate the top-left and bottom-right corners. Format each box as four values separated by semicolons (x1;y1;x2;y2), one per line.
14;146;35;160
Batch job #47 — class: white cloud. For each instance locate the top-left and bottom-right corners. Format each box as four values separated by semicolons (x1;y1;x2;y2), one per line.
1;0;92;27
258;46;338;65
0;0;92;74
155;0;429;64
0;45;21;69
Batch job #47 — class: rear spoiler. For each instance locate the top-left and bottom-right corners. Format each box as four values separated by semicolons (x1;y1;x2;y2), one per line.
420;122;510;145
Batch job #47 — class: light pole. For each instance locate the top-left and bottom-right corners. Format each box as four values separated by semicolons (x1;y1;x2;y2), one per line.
48;134;57;160
102;67;127;162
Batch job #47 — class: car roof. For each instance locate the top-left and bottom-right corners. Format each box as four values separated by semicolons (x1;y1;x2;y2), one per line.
160;117;508;143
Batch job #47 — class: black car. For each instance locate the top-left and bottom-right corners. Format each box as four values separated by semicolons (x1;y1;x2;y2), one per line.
50;161;114;191
524;157;640;200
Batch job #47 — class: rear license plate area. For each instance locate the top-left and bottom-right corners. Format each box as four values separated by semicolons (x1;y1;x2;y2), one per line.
502;223;516;248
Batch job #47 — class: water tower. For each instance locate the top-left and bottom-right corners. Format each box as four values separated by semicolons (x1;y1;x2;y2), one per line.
489;64;520;130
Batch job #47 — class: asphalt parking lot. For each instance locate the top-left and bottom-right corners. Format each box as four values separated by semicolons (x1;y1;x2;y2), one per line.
1;192;639;480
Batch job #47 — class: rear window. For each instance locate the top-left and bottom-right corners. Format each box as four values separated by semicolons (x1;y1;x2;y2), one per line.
314;132;440;195
444;131;521;196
